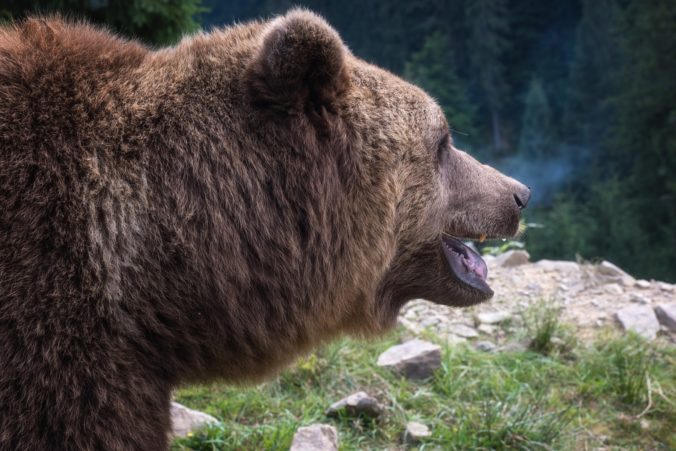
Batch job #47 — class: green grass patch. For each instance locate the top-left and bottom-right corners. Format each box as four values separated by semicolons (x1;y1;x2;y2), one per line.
172;324;676;450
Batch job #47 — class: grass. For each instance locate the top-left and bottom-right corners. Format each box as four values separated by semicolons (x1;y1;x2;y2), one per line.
172;310;676;450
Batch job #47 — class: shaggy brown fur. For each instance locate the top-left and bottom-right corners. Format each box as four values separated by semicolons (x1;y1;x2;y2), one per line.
0;10;529;450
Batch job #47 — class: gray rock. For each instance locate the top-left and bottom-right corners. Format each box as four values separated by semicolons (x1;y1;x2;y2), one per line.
534;260;580;272
604;283;624;295
290;424;338;451
636;280;652;289
377;339;442;379
475;341;496;352
447;323;479;338
403;421;431;444
420;316;440;327
657;282;674;293
326;391;383;418
497;340;529;353
615;305;660;340
170;402;218;438
630;293;651;305
477;324;497;335
492;250;530;268
476;311;511;325
655;304;676;332
597;261;635;285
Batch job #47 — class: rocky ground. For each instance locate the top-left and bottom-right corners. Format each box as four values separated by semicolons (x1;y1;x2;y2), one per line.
173;253;676;448
399;251;676;346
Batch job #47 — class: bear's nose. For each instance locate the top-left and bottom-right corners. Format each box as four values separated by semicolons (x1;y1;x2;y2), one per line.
513;187;531;210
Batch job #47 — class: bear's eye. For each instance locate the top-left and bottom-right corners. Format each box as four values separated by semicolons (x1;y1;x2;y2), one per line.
437;134;450;163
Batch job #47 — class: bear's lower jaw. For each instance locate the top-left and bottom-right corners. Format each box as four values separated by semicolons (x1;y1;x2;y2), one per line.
440;235;492;297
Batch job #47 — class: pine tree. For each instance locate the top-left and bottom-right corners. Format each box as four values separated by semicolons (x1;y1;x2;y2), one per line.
518;77;552;159
404;32;476;140
564;0;624;153
465;0;510;152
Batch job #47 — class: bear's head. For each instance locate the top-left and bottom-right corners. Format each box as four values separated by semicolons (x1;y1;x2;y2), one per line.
244;10;530;326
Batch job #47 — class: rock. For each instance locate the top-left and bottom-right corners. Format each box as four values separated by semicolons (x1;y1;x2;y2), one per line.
420;316;440;327
447;324;479;338
377;339;442;379
630;293;651;305
597;261;635;285
492;250;530;268
476;311;511;325
475;341;496;352
615;305;660;340
622;277;636;287
655;304;676;332
497;340;529;353
170;402;218;438
290;424;338;451
657;282;674;293
477;324;497;335
326;391;383;418
403;421;431;444
604;283;624;295
636;280;651;289
534;260;580;272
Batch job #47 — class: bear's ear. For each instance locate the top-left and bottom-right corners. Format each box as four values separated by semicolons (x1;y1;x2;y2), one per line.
246;9;350;115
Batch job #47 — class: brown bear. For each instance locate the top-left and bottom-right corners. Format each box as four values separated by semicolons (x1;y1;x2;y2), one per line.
0;9;530;450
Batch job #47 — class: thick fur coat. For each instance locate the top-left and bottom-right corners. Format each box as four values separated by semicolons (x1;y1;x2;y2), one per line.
0;10;529;450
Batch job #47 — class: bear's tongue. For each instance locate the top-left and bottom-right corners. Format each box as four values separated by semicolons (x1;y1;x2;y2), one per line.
441;236;491;295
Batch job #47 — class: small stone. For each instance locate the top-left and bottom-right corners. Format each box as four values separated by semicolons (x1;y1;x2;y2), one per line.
596;261;636;285
475;341;496;352
597;260;630;278
290;424;338;451
326;391;383;418
497;340;528;353
476;311;512;325
630;293;651;305
447;324;479;338
420;316;440;327
591;299;601;307
492;250;530;268
657;282;674;293
636;280;651;289
655;304;676;332
170;402;218;438
604;283;624;295
478;324;497;335
622;277;636;287
615;305;660;340
403;421;431;444
377;339;442;379
534;260;580;272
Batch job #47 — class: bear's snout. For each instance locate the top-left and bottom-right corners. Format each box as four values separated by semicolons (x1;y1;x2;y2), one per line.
444;149;531;241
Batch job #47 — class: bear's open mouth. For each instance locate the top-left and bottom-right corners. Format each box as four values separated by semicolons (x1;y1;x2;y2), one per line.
441;235;492;295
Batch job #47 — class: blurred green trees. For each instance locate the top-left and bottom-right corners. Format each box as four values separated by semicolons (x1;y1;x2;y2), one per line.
2;0;674;280
405;32;476;140
2;0;204;44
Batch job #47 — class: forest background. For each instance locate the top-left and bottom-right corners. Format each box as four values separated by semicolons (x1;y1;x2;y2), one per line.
3;0;675;282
